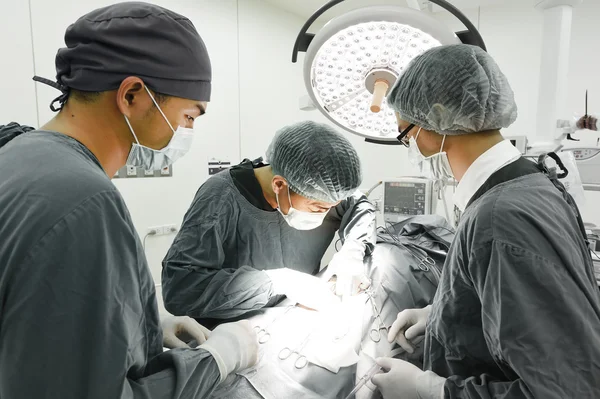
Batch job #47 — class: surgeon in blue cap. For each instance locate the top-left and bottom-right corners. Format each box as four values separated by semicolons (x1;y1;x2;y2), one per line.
162;120;377;325
372;44;600;399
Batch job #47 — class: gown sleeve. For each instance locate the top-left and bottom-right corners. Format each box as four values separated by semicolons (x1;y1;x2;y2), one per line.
0;190;223;399
443;239;600;399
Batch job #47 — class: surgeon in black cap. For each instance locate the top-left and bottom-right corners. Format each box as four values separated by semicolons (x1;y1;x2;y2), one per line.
0;2;258;398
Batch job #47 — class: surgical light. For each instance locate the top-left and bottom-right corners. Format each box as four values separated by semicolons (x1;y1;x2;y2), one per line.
292;0;486;144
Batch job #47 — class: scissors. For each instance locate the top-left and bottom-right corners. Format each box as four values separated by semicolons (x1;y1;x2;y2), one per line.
253;305;295;344
278;330;313;369
344;363;384;399
405;243;436;271
366;290;389;343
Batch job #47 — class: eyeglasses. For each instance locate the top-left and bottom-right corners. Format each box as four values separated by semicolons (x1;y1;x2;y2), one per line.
396;123;415;147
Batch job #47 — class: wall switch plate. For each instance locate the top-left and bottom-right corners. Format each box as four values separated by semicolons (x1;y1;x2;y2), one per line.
208;160;231;176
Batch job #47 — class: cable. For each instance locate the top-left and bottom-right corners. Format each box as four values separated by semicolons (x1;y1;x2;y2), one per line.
335;239;343;252
143;234;150;251
143;230;157;251
365;181;383;198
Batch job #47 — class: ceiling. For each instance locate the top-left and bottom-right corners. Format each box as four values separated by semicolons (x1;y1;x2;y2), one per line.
262;0;506;21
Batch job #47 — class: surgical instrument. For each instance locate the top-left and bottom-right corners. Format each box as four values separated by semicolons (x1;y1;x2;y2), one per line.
382;223;436;271
344;363;383;399
278;329;314;369
253;305;295;344
366;289;389;343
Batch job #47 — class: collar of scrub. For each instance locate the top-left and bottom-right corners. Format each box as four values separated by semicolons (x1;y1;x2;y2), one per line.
454;139;522;212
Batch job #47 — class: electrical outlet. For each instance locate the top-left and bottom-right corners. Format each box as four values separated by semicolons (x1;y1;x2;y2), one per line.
164;224;178;235
144;169;154;176
147;224;178;236
148;226;164;236
127;165;137;177
161;166;170;176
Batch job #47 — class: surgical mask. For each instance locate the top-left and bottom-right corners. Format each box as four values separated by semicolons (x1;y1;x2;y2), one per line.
124;86;194;171
408;129;454;181
276;187;328;230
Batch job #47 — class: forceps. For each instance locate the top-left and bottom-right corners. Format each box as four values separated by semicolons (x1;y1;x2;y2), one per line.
278;330;313;369
366;290;389;343
253;305;295;344
382;224;435;271
398;240;436;271
408;244;436;271
344;363;383;399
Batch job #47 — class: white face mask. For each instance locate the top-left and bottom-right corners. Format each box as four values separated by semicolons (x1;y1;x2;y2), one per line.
408;129;454;181
276;187;328;230
124;86;194;171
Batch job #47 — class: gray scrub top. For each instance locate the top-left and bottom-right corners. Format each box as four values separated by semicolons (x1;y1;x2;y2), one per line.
162;168;376;320
425;158;600;398
0;128;221;399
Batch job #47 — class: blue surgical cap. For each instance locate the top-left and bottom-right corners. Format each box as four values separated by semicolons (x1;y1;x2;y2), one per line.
266;121;362;203
387;44;518;135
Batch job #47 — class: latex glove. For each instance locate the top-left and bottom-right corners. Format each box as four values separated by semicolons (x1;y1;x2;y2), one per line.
162;315;211;349
199;320;259;383
387;305;431;354
326;240;370;296
265;268;340;311
372;358;445;399
576;115;598;131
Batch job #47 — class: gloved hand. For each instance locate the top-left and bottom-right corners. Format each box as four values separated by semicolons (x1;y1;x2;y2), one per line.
387;305;431;353
161;315;211;349
576;115;598;131
265;268;341;311
199;320;259;383
371;358;445;399
325;240;370;297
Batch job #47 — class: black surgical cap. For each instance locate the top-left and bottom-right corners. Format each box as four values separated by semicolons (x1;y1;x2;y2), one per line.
34;2;212;111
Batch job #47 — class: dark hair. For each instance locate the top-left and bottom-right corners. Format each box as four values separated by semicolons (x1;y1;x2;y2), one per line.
69;90;101;104
67;89;169;104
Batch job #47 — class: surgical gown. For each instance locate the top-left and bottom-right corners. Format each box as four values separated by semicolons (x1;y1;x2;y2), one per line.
424;157;600;398
162;160;376;321
0;127;221;399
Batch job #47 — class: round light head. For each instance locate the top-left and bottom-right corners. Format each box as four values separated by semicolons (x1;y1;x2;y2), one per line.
304;6;460;141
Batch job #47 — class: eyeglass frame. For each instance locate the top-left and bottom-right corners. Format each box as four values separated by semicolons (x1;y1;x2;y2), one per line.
396;123;415;147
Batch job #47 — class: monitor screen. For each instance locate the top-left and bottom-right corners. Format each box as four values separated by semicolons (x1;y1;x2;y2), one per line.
384;182;426;215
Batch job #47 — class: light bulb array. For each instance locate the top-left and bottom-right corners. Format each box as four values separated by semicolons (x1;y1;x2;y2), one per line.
309;20;441;138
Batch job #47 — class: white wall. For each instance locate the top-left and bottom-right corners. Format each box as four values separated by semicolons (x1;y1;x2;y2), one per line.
0;0;38;127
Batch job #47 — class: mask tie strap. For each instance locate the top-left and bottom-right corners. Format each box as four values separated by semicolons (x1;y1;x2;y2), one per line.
440;135;447;153
286;185;294;210
123;115;141;145
144;85;176;133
